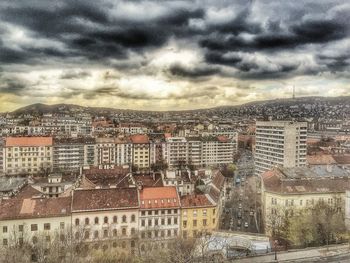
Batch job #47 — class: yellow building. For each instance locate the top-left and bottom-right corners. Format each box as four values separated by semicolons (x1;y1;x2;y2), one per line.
180;194;218;239
261;166;349;234
3;137;53;175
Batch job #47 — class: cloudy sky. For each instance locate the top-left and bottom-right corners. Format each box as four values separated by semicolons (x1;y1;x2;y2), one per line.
0;0;349;111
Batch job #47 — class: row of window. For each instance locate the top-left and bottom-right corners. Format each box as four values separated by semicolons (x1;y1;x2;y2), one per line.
140;209;177;216
2;222;65;233
141;217;178;227
75;215;135;226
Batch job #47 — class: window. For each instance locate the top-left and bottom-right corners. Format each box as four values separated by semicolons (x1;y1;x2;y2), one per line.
148;210;152;215
193;210;197;217
60;222;65;230
84;231;90;240
44;223;50;230
131;214;136;222
213;209;216;215
161;210;165;215
113;229;117;237
161;230;165;237
46;236;50;242
75;218;79;226
122;215;127;223
167;230;171;237
131;240;135;247
155;218;159;226
174;217;178;225
148;219;152;226
161;218;165;225
167;218;171;225
141;211;146;216
203;219;207;226
113;216;117;223
3;226;8;233
141;232;146;239
103;229;108;238
183;220;187;228
203;209;207;216
19;225;24;232
75;232;80;240
104;216;108;224
3;239;8;246
193;220;197;227
141;219;145;227
131;228;136;235
174;229;178;236
122;228;127;236
167;209;172;214
94;217;99;224
85;218;90;225
32;236;38;244
31;224;38;231
94;231;99;239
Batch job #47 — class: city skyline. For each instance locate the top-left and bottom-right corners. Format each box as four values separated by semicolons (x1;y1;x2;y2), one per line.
0;0;349;112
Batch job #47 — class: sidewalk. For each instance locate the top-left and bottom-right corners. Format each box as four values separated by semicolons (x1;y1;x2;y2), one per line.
235;244;350;263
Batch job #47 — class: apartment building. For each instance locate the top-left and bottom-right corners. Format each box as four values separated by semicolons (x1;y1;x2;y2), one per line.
165;136;237;168
130;135;150;169
71;188;139;252
3;137;53;175
0;196;71;250
165;137;188;168
255;121;307;176
180;194;218;239
261;166;350;233
115;137;133;166
41;114;92;136
139;186;180;251
53;138;96;171
96;137;116;166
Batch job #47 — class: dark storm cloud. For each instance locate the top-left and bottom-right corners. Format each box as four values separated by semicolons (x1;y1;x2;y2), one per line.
168;63;220;78
0;76;26;95
60;70;91;79
0;0;349;82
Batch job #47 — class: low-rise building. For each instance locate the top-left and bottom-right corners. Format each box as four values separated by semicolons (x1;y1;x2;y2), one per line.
3;137;53;175
180;194;218;239
139;186;180;251
0;196;72;251
71;188;139;252
261;166;350;233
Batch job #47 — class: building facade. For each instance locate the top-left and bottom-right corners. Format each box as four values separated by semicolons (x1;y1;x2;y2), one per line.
255;121;307;176
3;137;53;175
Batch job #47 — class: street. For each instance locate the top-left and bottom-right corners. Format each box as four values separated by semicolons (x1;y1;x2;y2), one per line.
220;150;262;234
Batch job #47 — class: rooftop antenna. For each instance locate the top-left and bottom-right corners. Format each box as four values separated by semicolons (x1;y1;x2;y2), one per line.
292;85;296;99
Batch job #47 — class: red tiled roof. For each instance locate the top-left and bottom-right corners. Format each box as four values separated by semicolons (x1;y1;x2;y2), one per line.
181;194;215;208
217;135;230;143
262;168;350;194
130;134;149;144
140;186;179;209
6;137;53;147
0;197;71;220
83;167;130;187
333;155;350;164
307;155;336;165
72;188;139;212
133;173;163;187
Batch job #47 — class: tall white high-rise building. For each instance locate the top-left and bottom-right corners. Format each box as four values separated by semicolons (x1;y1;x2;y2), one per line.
254;121;307;175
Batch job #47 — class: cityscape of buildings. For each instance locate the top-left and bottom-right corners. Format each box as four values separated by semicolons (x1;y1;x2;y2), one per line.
0;98;349;262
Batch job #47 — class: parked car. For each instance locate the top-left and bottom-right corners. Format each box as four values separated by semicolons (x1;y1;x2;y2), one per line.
244;222;249;228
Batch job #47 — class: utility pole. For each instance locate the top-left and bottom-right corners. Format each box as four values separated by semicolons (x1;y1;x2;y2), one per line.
292;85;295;99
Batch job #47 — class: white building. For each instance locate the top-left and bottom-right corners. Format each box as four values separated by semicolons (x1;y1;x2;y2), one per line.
254;121;307;176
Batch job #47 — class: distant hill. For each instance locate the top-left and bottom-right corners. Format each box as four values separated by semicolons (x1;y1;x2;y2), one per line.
7;95;350;117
